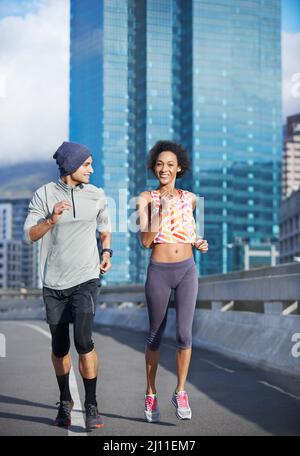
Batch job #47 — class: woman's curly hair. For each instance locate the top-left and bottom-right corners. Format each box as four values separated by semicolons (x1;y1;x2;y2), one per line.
147;140;191;179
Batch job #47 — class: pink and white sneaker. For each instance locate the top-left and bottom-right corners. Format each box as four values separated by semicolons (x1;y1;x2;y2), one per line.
144;394;160;423
171;390;192;420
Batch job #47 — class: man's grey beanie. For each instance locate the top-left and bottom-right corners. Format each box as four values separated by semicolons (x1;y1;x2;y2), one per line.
53;141;92;177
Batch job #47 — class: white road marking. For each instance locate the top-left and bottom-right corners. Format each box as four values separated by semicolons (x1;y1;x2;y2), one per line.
19;322;87;436
201;358;235;374
258;381;300;401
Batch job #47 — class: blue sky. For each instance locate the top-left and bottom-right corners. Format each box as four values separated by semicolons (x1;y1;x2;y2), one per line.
282;0;300;32
0;0;44;19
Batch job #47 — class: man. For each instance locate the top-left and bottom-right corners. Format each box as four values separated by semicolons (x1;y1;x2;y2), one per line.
24;141;112;431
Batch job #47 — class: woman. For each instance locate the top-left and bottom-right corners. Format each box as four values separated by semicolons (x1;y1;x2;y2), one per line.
138;140;208;423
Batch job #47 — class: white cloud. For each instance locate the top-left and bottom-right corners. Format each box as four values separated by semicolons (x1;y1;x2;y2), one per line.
282;31;300;121
0;0;69;164
0;74;6;97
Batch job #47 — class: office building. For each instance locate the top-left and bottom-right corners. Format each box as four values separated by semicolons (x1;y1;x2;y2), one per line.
70;0;282;282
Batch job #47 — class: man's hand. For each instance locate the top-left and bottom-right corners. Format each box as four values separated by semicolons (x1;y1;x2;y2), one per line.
29;200;71;242
100;252;111;274
194;236;209;253
49;201;71;225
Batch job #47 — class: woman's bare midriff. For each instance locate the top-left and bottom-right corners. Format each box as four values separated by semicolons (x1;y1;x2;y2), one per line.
151;243;193;262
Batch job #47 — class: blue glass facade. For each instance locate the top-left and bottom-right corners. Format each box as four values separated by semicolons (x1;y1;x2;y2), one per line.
70;0;132;283
101;1;132;283
192;0;282;274
70;0;103;186
70;0;282;283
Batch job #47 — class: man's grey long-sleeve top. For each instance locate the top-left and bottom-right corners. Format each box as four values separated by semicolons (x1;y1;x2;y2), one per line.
24;179;111;290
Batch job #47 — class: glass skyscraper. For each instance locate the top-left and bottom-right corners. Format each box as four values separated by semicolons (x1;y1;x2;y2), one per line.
70;0;282;283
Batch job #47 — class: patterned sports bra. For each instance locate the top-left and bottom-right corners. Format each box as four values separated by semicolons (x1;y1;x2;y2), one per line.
150;189;196;244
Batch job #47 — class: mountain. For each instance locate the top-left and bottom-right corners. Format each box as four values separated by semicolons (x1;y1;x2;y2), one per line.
0;161;59;198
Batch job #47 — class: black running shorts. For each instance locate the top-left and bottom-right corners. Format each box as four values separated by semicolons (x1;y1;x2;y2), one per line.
43;278;100;325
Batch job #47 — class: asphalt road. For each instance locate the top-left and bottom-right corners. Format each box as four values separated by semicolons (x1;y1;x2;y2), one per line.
0;320;299;437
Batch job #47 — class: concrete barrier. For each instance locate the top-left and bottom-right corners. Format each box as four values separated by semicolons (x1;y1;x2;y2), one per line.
94;307;300;378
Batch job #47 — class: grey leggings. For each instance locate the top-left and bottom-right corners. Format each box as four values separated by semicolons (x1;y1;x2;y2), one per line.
145;257;198;351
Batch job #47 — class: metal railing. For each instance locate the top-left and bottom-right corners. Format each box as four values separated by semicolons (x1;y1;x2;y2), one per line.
0;262;299;315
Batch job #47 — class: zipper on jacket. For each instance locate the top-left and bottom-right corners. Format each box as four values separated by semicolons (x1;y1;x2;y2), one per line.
71;188;76;218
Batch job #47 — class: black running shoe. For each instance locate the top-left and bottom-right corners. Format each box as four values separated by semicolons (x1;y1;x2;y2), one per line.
54;400;74;427
85;403;104;430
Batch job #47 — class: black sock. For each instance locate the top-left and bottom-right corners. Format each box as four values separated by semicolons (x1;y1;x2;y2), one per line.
83;376;97;407
56;373;72;402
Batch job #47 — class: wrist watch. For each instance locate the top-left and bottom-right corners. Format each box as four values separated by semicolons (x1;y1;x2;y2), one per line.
101;248;113;257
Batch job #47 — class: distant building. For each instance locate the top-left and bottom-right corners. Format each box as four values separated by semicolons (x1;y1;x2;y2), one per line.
229;238;278;271
282;114;300;199
279;187;300;264
0;198;39;289
0;240;22;288
0;204;12;241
